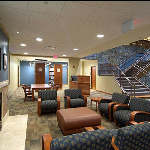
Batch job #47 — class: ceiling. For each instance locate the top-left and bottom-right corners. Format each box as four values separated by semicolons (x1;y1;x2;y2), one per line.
0;1;150;58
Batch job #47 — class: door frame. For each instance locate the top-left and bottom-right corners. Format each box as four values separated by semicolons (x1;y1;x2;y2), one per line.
91;66;96;90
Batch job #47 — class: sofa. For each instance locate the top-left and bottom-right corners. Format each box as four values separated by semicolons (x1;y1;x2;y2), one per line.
98;92;130;121
42;122;150;150
113;97;150;126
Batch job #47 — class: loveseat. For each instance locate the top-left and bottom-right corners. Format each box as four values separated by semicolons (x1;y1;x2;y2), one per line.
42;122;150;150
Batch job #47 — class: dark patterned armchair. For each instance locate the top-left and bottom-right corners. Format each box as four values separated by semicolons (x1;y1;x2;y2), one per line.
64;89;87;108
112;122;150;150
98;92;130;121
113;97;150;126
38;90;60;115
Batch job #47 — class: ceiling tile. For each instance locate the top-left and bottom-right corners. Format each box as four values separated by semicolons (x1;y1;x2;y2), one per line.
0;1;28;10
88;7;124;24
100;1;141;13
55;16;84;29
29;1;66;16
60;1;97;20
0;6;28;22
29;11;59;26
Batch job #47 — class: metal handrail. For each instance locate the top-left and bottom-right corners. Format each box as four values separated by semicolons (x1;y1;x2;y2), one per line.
113;62;136;96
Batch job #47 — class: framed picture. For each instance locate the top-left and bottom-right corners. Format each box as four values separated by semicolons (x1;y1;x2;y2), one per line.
3;53;7;70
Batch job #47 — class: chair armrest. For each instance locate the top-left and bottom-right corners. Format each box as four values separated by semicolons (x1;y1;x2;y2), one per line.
113;104;129;114
99;99;112;104
95;125;106;130
84;127;94;132
38;98;41;116
126;121;139;126
64;96;70;108
130;111;150;121
111;137;119;150
42;134;52;150
108;102;119;121
57;97;60;110
82;95;87;107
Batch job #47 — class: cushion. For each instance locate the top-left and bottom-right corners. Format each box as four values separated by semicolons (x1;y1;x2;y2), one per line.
41;100;57;113
50;129;114;150
38;90;57;100
65;89;81;99
129;97;150;112
114;123;150;150
114;110;133;125
112;92;130;104
70;98;85;108
98;103;109;115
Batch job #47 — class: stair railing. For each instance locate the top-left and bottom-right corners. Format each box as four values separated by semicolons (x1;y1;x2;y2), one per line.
113;62;136;97
124;50;150;73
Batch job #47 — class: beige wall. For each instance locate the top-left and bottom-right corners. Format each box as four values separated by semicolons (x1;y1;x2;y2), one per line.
83;59;122;94
68;57;80;87
8;54;20;96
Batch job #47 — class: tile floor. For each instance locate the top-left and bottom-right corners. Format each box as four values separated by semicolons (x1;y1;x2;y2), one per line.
0;114;28;150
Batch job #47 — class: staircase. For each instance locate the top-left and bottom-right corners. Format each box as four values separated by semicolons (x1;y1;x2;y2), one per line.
113;50;150;97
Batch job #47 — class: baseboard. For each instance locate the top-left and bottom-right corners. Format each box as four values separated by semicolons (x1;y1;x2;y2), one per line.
2;110;9;129
95;90;113;95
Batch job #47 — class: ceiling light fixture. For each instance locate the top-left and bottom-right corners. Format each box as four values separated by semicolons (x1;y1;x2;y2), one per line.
17;31;20;34
36;38;42;42
97;34;104;38
24;52;28;54
63;55;66;56
20;44;26;46
73;48;78;51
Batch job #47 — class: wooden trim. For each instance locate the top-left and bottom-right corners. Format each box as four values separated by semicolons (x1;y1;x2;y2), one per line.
38;98;41;116
83;95;87;107
95;90;113;95
66;96;70;108
57;97;60;110
84;127;94;131
130;111;150;121
95;125;106;130
42;134;52;150
111;137;119;150
108;102;119;121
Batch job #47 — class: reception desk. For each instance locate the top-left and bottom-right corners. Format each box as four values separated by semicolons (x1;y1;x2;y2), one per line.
70;75;90;96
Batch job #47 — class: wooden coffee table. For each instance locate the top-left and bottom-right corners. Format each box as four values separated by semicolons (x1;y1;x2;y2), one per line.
91;97;110;112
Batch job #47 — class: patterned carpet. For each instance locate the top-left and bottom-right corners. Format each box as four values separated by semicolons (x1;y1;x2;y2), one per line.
9;86;119;150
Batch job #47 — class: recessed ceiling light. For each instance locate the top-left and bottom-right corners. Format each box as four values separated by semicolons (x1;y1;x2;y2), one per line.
20;44;26;46
17;31;20;34
97;34;104;38
73;48;78;51
24;52;28;54
36;38;42;41
63;55;66;56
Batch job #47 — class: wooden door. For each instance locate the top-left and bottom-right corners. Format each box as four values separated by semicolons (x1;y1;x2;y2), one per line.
91;66;96;90
35;63;45;84
54;64;62;89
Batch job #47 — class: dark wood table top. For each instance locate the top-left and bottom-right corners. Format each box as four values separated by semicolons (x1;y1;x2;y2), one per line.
31;84;52;89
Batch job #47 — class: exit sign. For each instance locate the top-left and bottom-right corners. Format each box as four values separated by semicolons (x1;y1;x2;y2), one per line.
53;55;58;58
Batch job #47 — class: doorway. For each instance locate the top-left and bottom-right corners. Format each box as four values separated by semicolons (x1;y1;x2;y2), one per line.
91;66;96;90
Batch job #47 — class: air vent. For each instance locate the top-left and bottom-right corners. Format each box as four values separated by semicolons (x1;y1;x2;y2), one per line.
45;45;57;49
35;59;48;61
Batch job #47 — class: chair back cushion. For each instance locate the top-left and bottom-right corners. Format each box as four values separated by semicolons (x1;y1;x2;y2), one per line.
114;122;150;150
38;90;57;100
112;92;130;104
65;89;81;99
51;129;114;150
129;97;150;112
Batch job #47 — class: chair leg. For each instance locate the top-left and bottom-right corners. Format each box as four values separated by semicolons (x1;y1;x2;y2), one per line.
38;100;41;115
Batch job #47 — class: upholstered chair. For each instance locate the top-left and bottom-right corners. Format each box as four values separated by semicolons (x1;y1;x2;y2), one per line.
38;90;60;115
64;89;87;108
98;92;130;121
113;97;150;126
112;122;150;150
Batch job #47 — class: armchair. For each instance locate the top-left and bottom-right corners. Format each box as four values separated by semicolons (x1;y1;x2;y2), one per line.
98;92;130;121
64;89;87;108
38;90;60;115
113;97;150;126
